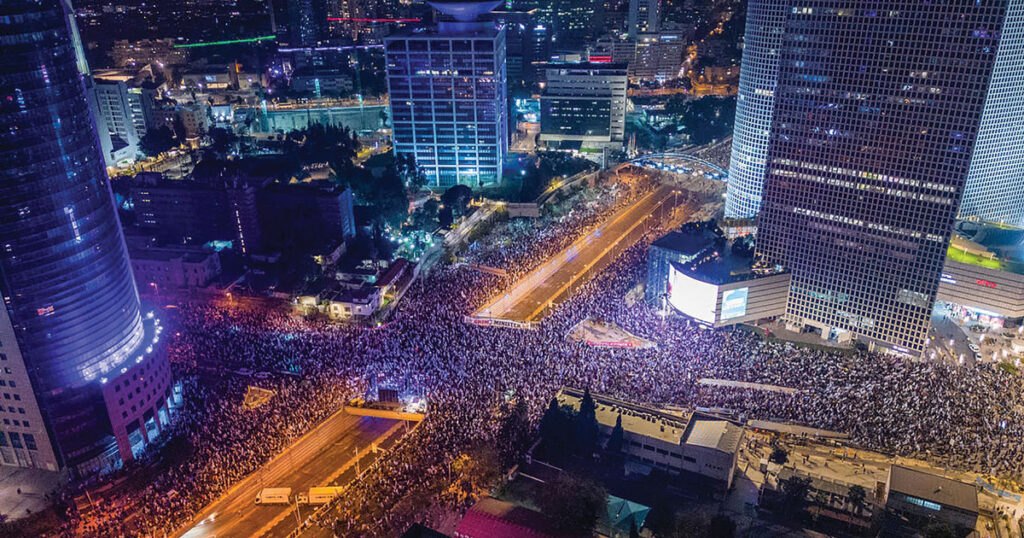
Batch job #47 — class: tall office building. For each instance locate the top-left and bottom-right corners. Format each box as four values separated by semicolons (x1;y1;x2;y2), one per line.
627;0;659;38
959;5;1024;227
385;0;509;187
754;1;1020;355
0;0;175;474
722;0;786;219
540;63;627;150
729;1;1024;224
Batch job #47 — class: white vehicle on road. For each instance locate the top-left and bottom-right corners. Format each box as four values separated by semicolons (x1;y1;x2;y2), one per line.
255;487;291;505
297;486;345;505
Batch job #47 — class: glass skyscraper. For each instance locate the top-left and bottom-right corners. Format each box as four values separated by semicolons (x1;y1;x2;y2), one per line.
0;0;175;474
755;1;1014;355
723;0;787;219
959;2;1024;227
385;0;508;187
728;1;1024;226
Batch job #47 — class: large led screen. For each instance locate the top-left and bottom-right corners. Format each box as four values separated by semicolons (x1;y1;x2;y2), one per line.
668;263;718;324
720;287;749;320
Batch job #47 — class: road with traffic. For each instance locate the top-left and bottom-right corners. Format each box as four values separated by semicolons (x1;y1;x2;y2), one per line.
475;184;684;322
176;412;406;538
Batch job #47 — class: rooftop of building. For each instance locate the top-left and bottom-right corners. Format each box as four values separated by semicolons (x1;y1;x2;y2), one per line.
948;220;1024;275
377;258;411;288
682;413;744;453
557;388;743;453
654;221;784;285
455;497;568;538
887;465;978;513
385;21;501;39
651;229;715;256
326;285;379;304
544;62;629;72
129;245;215;263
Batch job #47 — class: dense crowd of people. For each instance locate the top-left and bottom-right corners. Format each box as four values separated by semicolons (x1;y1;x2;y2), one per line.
59;171;1024;537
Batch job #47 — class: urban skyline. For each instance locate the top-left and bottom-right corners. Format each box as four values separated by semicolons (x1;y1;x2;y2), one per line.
3;0;1024;537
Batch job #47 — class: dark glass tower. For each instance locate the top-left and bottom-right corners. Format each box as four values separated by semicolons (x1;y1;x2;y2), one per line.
755;1;1012;355
0;0;152;472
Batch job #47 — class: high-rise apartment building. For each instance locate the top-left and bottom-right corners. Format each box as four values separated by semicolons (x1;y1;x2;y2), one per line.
753;1;1019;355
288;0;328;47
631;32;684;81
385;0;509;187
91;74;156;166
540;63;627;150
0;0;176;474
627;0;659;38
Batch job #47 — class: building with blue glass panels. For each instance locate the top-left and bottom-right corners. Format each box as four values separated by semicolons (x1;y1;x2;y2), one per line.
385;1;508;187
0;0;176;474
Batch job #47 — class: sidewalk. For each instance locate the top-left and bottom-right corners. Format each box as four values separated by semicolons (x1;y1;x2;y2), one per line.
0;466;63;520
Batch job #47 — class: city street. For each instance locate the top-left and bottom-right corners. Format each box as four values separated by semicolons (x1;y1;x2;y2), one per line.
475;184;684;322
175;413;406;538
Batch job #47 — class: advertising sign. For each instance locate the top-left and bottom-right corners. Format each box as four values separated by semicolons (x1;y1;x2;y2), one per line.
668;264;718;324
720;287;749;321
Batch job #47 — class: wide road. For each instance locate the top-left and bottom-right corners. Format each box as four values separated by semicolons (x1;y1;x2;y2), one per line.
177;412;405;538
476;184;683;322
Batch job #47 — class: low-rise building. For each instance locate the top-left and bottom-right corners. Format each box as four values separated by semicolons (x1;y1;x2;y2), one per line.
646;225;790;327
291;69;354;97
557;388;743;491
883;466;978;537
129;246;222;293
936;220;1024;328
325;286;382;320
758;467;876;531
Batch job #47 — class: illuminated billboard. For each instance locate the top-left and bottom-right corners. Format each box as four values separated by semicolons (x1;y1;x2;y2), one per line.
721;287;749;320
668;263;718;323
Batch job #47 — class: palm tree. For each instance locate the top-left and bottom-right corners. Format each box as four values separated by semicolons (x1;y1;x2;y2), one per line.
847;484;867;516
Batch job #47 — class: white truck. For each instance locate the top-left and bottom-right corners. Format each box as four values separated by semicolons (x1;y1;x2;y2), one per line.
296;486;345;505
255;487;291;505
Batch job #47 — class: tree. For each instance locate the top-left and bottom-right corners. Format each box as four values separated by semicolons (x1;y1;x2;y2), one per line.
496;399;532;467
923;523;957;538
769;446;789;465
574;388;600;459
607;414;624;454
708;514;736;538
441;184;473;217
537;473;607;536
847;484;867;515
780;476;812;520
139;126;176;157
207;127;237;154
438;205;454;229
397;154;427;193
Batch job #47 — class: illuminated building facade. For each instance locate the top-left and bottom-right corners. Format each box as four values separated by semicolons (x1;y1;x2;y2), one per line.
755;1;1014;355
627;0;659;38
959;4;1024;227
288;0;328;47
723;0;786;219
0;0;175;474
385;1;508;187
540;63;627;149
